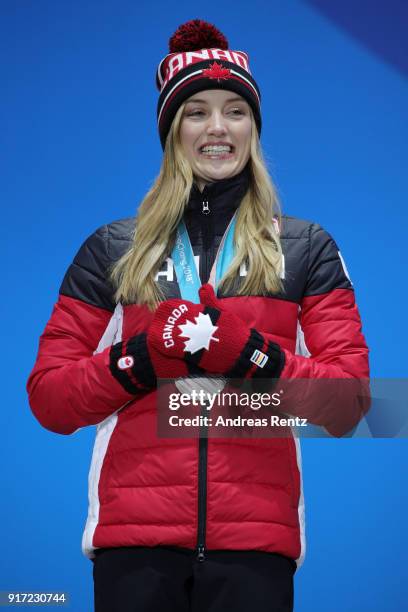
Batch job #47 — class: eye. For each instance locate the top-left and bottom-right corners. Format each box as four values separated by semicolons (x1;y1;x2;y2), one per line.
228;107;246;116
185;109;206;117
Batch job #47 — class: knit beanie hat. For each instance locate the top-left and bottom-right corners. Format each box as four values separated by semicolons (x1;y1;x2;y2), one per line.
156;19;262;149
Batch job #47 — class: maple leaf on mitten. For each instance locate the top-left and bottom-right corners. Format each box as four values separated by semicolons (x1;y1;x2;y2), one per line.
148;290;285;382
179;312;219;353
146;298;210;379
147;298;218;359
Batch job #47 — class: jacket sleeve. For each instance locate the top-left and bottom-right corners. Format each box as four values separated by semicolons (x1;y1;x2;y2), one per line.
27;225;135;435
279;224;370;435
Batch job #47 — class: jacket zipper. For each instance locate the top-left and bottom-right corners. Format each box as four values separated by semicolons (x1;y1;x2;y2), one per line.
196;400;209;561
196;198;211;562
201;199;212;284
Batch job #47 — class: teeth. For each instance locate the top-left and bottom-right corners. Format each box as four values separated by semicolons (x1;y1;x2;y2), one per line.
200;145;232;153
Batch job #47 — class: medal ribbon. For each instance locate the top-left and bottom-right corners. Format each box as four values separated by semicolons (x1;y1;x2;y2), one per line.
172;215;237;302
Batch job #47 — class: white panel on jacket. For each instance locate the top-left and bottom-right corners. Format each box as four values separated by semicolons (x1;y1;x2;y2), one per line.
82;302;124;559
338;250;353;285
293;312;308;568
295;317;311;358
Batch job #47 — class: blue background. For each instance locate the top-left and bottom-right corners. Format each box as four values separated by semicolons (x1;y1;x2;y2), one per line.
2;0;407;609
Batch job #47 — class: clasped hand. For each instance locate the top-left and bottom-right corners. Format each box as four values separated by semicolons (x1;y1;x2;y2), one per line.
110;284;284;393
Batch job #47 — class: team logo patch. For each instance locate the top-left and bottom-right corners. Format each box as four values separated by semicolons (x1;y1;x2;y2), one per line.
117;356;134;370
250;349;269;368
178;313;219;354
202;62;231;81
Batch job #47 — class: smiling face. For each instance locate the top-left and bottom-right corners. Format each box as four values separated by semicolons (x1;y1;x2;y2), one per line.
179;89;252;190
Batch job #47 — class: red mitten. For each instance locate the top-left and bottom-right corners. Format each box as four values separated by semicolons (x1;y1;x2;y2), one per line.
147;298;208;379
109;333;157;394
148;285;285;381
198;283;222;309
109;329;204;393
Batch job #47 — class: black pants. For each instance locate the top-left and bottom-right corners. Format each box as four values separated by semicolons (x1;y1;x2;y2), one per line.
93;546;296;612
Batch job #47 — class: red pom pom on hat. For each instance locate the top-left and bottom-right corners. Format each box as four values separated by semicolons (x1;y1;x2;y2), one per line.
169;19;229;53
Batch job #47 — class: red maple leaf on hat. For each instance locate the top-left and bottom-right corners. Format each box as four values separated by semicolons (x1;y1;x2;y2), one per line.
202;62;231;82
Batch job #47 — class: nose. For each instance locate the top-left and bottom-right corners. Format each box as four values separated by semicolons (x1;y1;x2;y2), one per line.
206;110;227;136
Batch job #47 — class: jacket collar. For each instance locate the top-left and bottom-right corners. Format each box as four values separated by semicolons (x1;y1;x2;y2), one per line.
186;165;250;215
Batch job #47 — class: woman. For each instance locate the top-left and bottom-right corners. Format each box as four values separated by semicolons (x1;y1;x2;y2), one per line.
27;19;369;612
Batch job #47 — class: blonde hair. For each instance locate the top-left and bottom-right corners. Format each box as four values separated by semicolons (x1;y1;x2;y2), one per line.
110;104;283;310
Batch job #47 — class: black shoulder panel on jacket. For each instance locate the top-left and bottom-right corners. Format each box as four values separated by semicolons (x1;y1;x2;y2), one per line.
274;216;353;302
304;223;353;297
59;218;135;312
280;215;313;240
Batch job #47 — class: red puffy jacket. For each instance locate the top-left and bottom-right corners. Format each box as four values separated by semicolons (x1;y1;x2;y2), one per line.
27;206;369;569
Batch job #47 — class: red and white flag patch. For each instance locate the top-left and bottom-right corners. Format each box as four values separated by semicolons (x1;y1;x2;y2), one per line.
117;356;134;370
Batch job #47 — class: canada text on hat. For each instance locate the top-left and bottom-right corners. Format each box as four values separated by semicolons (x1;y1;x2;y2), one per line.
157;49;251;91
